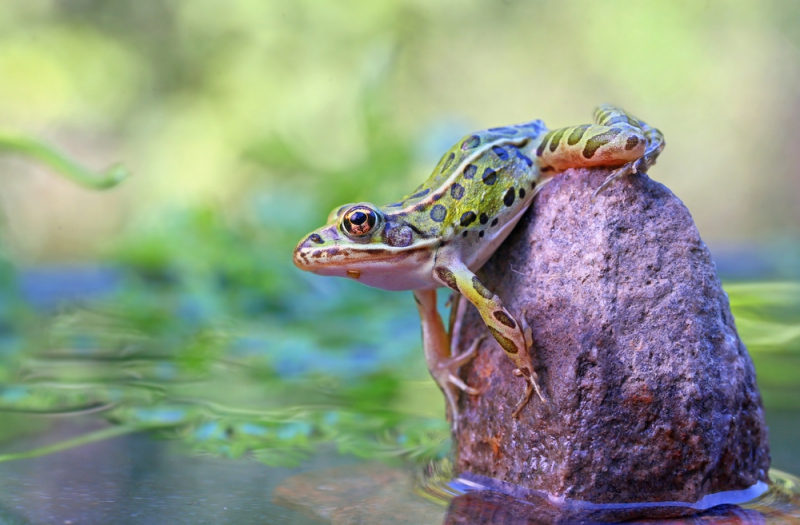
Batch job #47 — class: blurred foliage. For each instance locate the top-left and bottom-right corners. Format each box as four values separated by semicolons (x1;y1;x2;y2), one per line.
0;130;129;188
0;196;797;466
2;0;800;262
0;0;799;469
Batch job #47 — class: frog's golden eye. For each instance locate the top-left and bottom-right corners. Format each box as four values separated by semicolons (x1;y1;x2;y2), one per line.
328;203;354;224
341;205;380;237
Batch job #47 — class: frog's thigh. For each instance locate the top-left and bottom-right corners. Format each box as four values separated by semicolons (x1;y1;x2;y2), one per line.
433;261;533;377
536;104;648;172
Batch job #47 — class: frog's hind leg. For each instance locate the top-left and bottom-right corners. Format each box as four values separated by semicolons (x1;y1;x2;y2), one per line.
413;289;481;430
432;259;545;419
535;104;665;200
591;108;666;200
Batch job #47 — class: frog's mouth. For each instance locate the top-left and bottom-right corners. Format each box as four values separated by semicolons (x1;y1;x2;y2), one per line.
293;232;439;291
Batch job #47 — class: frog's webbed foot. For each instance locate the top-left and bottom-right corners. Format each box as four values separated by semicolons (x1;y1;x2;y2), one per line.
591;163;638;202
511;314;545;418
591;122;666;202
436;335;484;396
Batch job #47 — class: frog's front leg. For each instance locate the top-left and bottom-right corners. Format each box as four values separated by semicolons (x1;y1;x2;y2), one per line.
536;104;665;200
432;258;545;419
413;289;483;429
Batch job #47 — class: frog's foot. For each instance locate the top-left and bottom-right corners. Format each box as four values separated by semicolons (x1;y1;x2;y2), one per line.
510;314;545;418
511;368;545;418
591;124;665;201
591;162;638;202
434;335;484;397
437;336;485;430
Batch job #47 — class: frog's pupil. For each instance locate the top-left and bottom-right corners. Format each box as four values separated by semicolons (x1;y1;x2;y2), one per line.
350;211;367;225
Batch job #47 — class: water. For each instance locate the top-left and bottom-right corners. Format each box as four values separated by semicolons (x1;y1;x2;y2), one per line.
0;266;797;523
415;462;800;524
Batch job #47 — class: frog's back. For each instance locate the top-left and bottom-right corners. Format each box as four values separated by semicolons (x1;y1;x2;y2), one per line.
379;120;548;246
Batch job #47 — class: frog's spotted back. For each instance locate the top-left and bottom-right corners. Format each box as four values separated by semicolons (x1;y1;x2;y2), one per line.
381;120;548;240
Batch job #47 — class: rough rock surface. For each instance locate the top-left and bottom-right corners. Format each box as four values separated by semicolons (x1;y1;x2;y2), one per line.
453;168;770;516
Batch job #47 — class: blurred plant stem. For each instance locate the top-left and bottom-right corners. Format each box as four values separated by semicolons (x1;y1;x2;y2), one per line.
0;131;129;189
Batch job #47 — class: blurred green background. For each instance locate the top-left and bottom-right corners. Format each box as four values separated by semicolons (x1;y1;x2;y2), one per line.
1;1;799;262
0;0;798;481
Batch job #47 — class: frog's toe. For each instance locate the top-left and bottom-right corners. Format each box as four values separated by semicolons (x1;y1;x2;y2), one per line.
591;163;637;202
448;373;480;395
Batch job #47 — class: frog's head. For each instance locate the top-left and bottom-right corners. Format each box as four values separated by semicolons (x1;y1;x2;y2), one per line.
293;202;437;291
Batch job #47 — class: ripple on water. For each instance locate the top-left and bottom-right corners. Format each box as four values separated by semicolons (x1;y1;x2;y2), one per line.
416;462;800;524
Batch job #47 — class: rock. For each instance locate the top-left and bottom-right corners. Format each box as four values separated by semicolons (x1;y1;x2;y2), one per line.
453;168;770;519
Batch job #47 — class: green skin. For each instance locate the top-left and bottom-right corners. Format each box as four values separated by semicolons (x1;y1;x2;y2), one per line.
294;105;665;429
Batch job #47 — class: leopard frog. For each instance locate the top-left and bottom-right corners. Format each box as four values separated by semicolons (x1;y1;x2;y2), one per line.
293;105;664;428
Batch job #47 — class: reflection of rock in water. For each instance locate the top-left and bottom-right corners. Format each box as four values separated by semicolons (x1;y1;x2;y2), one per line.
273;463;445;524
444;492;766;525
453;167;771;519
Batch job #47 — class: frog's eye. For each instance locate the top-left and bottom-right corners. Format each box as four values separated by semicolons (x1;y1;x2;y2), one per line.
341;205;381;237
328;203;354;224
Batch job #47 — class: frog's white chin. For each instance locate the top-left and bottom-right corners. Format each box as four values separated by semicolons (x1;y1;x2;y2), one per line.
309;258;437;292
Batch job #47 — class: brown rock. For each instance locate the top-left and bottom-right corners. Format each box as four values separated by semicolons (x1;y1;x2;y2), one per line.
453;168;770;518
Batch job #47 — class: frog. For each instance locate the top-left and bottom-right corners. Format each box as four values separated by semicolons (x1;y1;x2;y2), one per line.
293;105;665;428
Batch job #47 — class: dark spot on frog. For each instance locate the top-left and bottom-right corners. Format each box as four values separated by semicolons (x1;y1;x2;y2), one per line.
463;164;477;179
385;224;413;247
326;247;340;256
492;145;510;161
482;168;497;185
514;148;533;167
488;327;518;354
386;202;404;207
309;234;324;244
583;128;622;159
625;135;640;150
479;231;485;238
433;193;443;201
450;183;465;200
410;188;430;199
311;251;323;259
461;135;480;150
491;218;498;227
479;213;489;225
472;276;493;299
548;128;567;152
460;211;477;227
519;188;526;199
414;203;427;212
567;124;590;146
493;310;517;329
541;166;554;173
430;204;447;222
536;130;554;156
363;248;389;255
434;267;458;291
462;231;468;237
531;181;537;190
441;152;455;172
503;188;515;207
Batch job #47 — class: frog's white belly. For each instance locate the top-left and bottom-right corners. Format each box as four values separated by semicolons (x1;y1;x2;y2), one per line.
462;196;534;274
